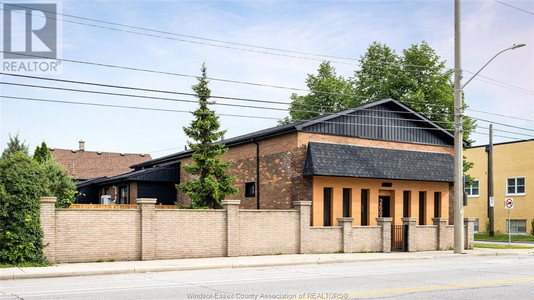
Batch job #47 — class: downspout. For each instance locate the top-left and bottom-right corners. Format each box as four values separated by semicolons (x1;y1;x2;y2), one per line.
253;139;260;209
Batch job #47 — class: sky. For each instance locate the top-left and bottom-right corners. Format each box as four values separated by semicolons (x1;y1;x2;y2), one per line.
1;0;533;159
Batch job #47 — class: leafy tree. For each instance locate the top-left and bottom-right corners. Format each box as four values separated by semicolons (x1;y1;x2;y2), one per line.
281;61;355;124
352;41;475;142
1;133;29;159
351;41;402;105
33;141;52;163
177;64;238;209
0;153;47;265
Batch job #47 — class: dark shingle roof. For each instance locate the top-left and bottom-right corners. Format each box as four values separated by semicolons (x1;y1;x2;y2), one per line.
303;142;454;182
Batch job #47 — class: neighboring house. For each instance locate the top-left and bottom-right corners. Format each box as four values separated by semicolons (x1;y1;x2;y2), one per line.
118;98;458;227
49;140;153;203
464;139;533;235
50;140;152;181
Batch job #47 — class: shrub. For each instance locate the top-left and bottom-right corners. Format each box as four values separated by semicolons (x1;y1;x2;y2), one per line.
0;154;47;265
40;159;77;208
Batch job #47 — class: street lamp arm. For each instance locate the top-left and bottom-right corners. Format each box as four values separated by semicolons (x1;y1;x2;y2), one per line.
461;44;526;89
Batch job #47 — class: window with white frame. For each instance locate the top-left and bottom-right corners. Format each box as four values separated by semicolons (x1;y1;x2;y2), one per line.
474;219;479;233
506;219;527;234
465;180;479;197
506;177;525;195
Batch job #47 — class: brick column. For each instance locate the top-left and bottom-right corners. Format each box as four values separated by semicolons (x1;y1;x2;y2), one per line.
376;217;392;253
40;197;57;263
433;218;448;250
294;201;312;254
464;218;476;250
337;217;354;253
138;198;157;261
402;217;417;252
222;200;240;257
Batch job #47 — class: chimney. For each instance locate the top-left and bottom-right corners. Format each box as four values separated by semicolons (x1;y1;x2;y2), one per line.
79;140;85;151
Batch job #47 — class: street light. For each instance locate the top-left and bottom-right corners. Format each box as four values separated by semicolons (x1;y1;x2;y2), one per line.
462;44;526;89
453;1;526;254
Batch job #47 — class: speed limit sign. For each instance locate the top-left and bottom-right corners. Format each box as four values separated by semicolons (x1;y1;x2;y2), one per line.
505;198;514;209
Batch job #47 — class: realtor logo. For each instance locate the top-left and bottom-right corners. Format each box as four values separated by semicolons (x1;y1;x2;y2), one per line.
3;3;57;59
2;2;61;73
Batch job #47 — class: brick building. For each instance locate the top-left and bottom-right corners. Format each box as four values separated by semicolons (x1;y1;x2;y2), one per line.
125;98;457;226
50;140;152;181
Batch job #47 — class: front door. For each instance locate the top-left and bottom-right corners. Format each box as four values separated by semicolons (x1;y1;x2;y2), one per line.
378;196;390;218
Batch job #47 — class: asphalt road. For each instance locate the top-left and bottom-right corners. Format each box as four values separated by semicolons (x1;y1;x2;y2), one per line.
1;255;532;300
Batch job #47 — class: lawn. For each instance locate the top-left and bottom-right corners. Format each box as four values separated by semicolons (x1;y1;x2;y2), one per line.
474;233;534;242
474;243;533;249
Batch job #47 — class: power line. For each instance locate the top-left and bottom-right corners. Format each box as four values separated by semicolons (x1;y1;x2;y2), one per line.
4;51;531;114
4;4;531;92
2;81;460;127
5;70;533;130
477;125;534;138
3;4;531;94
6;72;534;132
0;72;455;118
494;0;534;16
466;108;534;123
0;4;356;66
0;95;281;120
469;116;534;132
1;94;455;131
1;2;359;63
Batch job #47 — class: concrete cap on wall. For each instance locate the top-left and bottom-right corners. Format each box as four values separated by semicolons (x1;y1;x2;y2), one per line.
376;217;393;222
41;197;57;203
293;201;312;206
337;217;354;222
137;198;157;204
401;217;418;222
221;200;241;205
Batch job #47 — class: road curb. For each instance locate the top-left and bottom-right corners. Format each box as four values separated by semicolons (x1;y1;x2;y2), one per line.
2;251;532;280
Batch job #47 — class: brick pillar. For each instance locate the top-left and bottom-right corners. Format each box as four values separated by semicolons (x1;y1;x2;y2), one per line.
376;217;392;253
402;217;417;252
464;218;476;250
433;218;448;250
294;201;312;254
138;198;157;261
222;200;240;257
40;197;57;263
337;217;354;253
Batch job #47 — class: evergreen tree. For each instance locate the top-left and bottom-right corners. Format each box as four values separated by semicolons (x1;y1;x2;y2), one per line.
33;141;52;163
177;64;238;209
1;133;29;160
31;141;77;208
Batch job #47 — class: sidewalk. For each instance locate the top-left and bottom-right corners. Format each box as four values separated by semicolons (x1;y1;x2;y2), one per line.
2;248;533;281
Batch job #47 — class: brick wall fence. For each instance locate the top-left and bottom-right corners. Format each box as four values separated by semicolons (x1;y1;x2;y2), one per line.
40;197;475;263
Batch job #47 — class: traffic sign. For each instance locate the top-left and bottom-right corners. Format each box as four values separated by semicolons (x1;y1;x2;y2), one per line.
505;198;514;209
489;197;494;207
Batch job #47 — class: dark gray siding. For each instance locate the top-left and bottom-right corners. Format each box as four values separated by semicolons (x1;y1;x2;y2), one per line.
76;185;100;204
138;182;177;205
302;102;452;146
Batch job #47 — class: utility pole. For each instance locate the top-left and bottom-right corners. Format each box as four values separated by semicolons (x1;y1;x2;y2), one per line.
453;0;464;254
488;124;494;236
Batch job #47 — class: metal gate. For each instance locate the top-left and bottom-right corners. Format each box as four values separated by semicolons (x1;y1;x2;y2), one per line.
391;225;407;252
